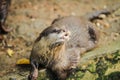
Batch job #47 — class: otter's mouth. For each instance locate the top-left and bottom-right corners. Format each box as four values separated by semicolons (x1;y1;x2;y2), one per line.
49;41;64;49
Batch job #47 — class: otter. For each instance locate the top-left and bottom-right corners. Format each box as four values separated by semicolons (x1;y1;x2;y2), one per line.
28;16;99;80
0;0;12;34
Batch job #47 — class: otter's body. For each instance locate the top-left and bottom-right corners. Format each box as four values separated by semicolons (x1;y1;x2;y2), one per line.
29;16;99;80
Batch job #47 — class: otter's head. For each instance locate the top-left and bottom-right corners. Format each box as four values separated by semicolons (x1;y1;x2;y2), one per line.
36;26;70;49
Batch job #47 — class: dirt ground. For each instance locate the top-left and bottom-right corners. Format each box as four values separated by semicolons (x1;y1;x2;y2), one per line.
0;0;120;80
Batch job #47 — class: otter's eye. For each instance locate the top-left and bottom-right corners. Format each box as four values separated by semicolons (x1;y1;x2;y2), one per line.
52;29;57;33
62;30;65;32
52;29;61;34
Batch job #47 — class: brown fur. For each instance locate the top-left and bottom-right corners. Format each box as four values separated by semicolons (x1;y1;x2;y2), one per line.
28;16;99;80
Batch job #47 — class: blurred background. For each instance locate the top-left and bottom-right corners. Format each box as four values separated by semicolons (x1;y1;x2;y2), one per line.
0;0;120;80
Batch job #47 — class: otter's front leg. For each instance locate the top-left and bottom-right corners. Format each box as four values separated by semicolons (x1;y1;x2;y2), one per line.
28;61;39;80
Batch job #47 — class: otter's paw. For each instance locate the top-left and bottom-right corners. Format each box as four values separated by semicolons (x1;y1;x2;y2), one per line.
28;69;38;80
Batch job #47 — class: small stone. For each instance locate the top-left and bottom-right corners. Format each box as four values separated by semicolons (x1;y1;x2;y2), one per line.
99;14;106;19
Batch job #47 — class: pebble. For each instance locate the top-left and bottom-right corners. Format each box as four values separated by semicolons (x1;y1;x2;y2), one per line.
99;14;106;19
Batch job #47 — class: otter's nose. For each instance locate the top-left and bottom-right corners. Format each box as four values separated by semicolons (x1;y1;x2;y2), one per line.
65;30;71;36
65;33;68;36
